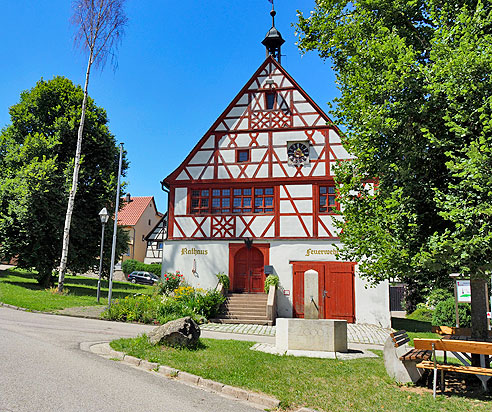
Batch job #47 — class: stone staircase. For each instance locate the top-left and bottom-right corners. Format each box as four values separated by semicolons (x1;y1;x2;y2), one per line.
212;293;271;326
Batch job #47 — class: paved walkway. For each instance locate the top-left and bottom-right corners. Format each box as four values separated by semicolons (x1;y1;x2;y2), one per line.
201;322;392;345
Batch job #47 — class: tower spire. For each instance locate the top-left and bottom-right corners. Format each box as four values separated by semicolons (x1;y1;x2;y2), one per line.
261;4;285;63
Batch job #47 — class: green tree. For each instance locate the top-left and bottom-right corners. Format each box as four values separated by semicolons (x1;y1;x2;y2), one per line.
0;76;128;286
296;0;492;340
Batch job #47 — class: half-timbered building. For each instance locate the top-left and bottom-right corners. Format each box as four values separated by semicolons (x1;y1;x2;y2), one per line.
144;214;167;264
161;12;390;327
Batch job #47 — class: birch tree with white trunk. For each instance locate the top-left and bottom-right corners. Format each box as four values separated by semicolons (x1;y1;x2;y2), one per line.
57;0;127;292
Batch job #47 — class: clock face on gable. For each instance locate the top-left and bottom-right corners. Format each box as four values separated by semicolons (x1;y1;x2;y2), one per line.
287;141;310;166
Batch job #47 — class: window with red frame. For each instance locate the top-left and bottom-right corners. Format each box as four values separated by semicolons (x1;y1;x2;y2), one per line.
211;188;231;214
233;188;252;213
254;187;274;213
190;189;209;214
319;186;338;213
237;149;250;163
190;187;273;215
265;91;276;110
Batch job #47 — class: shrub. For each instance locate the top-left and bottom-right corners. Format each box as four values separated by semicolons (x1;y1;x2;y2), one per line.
157;297;200;324
121;259;138;275
264;274;279;293
155;271;183;295
102;295;161;323
432;297;471;328
102;284;225;325
407;307;433;322
216;272;230;289
426;288;453;309
121;259;162;277
174;286;226;319
140;263;162;277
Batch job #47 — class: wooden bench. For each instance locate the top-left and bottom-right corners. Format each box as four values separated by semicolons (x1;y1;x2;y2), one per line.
414;338;492;397
383;330;431;384
390;330;432;361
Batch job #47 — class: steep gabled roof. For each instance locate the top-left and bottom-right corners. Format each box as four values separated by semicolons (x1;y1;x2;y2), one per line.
163;55;340;186
118;196;158;226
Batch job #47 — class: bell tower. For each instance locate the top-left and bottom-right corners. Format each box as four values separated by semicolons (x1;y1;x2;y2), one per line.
261;7;285;63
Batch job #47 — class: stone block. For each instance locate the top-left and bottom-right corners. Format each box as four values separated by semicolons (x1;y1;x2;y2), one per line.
247;392;280;409
157;365;178;377
123;355;141;366
221;385;249;400
198;378;224;392
108;350;124;360
304;270;319;319
276;318;347;352
140;360;159;370
177;371;200;385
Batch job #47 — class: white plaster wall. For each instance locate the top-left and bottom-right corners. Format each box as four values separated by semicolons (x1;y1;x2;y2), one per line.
283;184;312;198
219;149;235;163
186;166;204;179
279;216;306;237
355;270;391;329
174;188;187;215
329;129;341;144
332;145;352;160
269;240;341;318
226;106;247;118
269;240;390;327
161;241;229;291
161;239;391;328
295;103;314;114
251;148;268;162
202;167;213;179
189;149;213;165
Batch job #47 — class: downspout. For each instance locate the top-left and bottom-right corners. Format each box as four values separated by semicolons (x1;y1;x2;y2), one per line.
160;179;170;278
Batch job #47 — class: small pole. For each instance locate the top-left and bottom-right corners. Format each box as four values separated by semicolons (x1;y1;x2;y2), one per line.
432;342;437;398
108;143;124;309
450;273;460;328
485;282;490;331
454;281;460;328
96;221;105;303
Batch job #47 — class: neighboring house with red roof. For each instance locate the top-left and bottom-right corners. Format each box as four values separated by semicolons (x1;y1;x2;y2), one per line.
118;194;161;263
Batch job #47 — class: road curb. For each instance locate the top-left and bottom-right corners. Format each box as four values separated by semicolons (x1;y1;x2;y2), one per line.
87;342;281;411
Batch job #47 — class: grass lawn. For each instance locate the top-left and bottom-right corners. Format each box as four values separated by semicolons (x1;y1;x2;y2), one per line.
407;331;440;346
0;267;153;311
111;336;492;412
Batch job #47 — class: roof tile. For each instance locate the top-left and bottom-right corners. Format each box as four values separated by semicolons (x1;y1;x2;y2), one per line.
118;196;155;226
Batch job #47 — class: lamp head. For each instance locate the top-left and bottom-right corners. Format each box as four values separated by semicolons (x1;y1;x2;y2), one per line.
99;207;109;224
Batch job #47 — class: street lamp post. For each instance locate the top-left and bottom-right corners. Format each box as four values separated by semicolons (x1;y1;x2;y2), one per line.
108;143;124;309
96;207;109;303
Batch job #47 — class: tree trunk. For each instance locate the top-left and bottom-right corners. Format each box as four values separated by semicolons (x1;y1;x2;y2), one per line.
37;268;53;288
57;54;93;293
471;277;488;366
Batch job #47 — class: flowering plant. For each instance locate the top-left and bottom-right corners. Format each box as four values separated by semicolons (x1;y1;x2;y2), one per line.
155;271;183;295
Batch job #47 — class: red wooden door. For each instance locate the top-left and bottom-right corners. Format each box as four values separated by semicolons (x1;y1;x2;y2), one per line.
292;262;325;318
292;261;355;322
233;246;265;293
321;262;355;322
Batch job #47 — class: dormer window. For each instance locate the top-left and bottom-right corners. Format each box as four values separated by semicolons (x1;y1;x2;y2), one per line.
266;91;276;110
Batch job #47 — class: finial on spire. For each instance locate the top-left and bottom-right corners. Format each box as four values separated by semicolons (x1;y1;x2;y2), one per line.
262;2;285;63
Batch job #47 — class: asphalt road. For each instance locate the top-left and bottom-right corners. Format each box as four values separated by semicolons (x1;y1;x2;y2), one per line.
0;307;261;412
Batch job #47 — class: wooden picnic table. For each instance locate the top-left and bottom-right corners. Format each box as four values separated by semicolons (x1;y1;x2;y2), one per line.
414;337;492;397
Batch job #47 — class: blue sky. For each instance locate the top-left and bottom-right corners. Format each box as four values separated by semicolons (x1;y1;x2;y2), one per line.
0;0;338;213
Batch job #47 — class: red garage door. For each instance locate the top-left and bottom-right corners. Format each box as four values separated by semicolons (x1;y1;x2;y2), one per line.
293;261;355;322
